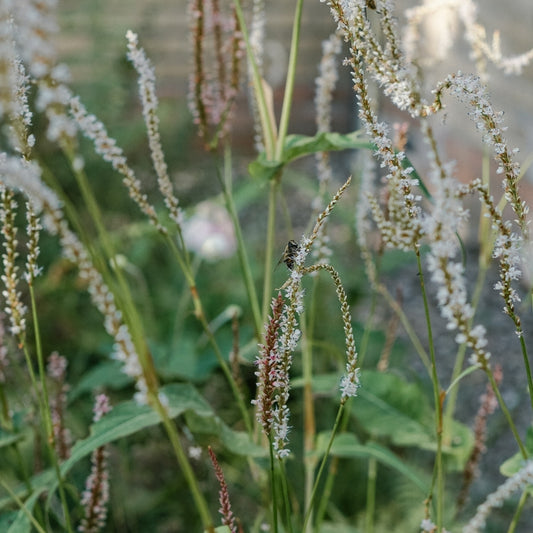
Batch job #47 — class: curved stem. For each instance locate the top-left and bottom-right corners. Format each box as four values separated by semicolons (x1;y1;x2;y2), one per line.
486;368;527;459
415;248;443;530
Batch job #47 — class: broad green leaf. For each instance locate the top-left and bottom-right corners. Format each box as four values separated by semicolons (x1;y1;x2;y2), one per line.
291;373;339;395
62;383;213;475
0;429;24;449
249;130;371;181
315;432;428;493
184;411;265;458
0;512;16;531
69;360;132;400
2;489;42;533
281;131;371;161
500;427;533;477
211;527;231;533
354;371;435;447
354;371;473;466
1;383;261;511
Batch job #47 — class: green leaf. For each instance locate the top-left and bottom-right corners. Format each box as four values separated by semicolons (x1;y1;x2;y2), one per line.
500;426;533;477
282;131;372;161
69;360;132;400
2;490;42;533
0;429;24;449
291;373;339;395
184;411;265;458
355;371;435;447
315;432;428;493
62;383;213;476
354;371;473;466
249;130;371;181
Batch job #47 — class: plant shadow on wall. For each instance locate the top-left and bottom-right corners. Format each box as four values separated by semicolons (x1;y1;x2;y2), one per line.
1;0;533;532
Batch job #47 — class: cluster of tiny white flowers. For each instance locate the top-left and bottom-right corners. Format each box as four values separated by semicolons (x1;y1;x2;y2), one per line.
345;54;423;250
315;32;342;139
8;0;76;142
447;72;528;234
0;188;27;337
492;226;523;311
457;0;533;79
420;518;451;533
69;97;162;232
418;142;491;365
125;30;183;228
0;14;35;154
0;153;60;215
24;202;43;283
10;0;59;79
55;218;148;403
464;461;533;533
312;32;342;265
403;0;460;66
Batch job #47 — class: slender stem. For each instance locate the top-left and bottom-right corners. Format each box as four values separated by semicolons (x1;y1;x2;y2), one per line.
443;261;488;430
486;368;527;459
220;146;262;338
0;476;47;533
518;334;533;413
231;0;276;156
507;489;528;533
376;281;431;371
196;310;253;434
302;403;345;531
269;440;279;533
301;314;317;533
29;285;73;533
278;459;294;533
262;180;279;322
274;0;305;160
151;392;214;532
415;248;443;530
365;457;377;533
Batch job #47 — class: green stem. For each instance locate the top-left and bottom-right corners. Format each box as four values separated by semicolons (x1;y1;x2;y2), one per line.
269;440;279;533
507;489;528;533
415;248;443;530
518;334;533;413
275;0;305;161
219;146;262;338
197;311;253;435
262;180;279;322
278;459;294;533
29;285;73;533
0;476;47;533
231;0;276;156
301;313;317;533
443;261;488;430
365;457;377;533
151;393;214;532
486;368;527;459
302;403;345;531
